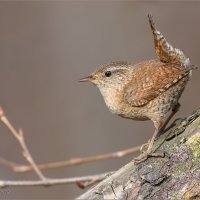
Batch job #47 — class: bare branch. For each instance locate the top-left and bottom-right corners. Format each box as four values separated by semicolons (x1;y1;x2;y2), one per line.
0;146;140;173
0;157;20;170
0;172;112;188
0;107;45;180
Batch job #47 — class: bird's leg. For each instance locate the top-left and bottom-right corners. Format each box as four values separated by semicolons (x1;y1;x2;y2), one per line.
134;122;165;163
139;118;164;153
135;103;182;163
157;103;181;138
146;128;161;154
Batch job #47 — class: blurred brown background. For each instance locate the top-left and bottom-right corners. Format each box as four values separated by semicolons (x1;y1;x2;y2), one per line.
0;1;199;199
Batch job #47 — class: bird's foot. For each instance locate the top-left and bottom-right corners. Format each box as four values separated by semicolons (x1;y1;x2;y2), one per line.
134;151;165;164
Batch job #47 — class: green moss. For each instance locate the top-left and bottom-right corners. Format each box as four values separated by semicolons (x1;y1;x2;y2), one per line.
171;163;190;178
186;133;200;159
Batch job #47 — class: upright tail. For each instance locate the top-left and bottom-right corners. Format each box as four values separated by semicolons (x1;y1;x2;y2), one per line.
148;13;191;67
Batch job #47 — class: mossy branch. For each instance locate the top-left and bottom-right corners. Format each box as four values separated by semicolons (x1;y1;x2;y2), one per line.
77;109;200;200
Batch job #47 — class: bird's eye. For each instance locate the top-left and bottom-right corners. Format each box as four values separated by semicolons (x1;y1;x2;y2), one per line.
105;71;112;77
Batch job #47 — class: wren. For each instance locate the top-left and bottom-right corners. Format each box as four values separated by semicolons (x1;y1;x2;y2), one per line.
80;14;195;162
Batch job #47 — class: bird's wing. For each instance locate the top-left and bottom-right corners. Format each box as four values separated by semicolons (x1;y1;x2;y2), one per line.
124;61;190;107
148;14;190;67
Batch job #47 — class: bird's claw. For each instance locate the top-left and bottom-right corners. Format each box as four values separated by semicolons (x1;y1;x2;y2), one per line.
134;152;165;164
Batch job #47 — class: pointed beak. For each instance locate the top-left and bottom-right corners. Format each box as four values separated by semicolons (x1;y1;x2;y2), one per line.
79;75;92;82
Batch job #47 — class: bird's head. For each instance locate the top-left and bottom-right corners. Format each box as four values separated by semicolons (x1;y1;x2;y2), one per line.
80;62;132;90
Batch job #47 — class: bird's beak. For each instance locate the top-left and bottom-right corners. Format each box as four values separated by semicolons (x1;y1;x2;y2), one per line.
79;75;93;82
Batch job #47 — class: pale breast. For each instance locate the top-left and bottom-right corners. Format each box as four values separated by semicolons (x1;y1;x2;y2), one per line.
98;86;124;115
98;86;149;120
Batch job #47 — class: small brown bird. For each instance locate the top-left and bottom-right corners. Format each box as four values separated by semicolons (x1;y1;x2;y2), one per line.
80;14;195;162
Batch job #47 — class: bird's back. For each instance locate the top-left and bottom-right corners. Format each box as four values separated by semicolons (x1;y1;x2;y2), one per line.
124;60;191;107
119;59;191;122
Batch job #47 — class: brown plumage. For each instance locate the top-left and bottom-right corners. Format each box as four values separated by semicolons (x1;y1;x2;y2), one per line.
80;14;195;162
148;14;190;66
124;60;191;107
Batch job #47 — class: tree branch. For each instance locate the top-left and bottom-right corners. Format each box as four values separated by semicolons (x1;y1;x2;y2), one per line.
77;109;200;199
0;146;140;173
0;108;45;180
0;172;112;188
0;106;137;190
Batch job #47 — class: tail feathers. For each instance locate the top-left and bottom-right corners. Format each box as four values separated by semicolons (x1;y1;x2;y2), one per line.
148;13;191;68
186;64;198;71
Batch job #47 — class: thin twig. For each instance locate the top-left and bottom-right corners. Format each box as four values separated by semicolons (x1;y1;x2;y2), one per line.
0;146;140;173
0;108;45;180
0;157;20;169
0;172;112;188
76;177;101;189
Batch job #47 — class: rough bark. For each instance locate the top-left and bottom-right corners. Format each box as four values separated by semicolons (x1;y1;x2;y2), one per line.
77;108;200;200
